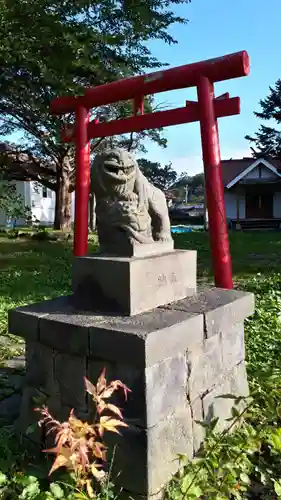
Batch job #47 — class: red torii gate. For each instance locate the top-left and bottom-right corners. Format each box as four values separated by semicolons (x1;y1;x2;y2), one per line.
50;50;250;290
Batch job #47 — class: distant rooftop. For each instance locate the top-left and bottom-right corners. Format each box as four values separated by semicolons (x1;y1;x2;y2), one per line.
221;156;281;186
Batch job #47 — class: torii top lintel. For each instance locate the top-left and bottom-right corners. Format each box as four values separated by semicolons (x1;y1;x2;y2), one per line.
50;50;249;115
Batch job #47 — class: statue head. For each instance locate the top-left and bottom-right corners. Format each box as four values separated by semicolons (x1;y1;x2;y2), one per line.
92;147;137;199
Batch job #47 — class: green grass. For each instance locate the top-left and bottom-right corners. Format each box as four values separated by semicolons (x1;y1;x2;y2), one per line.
0;231;281;498
0;230;280;360
175;230;281;279
0;234;99;360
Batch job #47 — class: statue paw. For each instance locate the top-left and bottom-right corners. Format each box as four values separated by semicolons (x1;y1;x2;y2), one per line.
154;233;173;243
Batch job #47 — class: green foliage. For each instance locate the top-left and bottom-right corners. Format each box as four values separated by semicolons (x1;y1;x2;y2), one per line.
0;453;115;499
0;371;128;499
31;228;58;241
240;273;281;382
0;0;191;228
246;79;281;158
137;158;178;190
168;385;281;499
167;271;281;499
172;172;205;202
0;229;280;357
34;371;129;498
0;180;32;228
1;233;281;498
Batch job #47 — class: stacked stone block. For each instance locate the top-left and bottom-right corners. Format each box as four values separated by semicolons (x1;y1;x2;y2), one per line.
9;287;254;498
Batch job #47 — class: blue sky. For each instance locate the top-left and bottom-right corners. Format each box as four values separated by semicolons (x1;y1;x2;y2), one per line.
6;0;281;177
142;0;281;175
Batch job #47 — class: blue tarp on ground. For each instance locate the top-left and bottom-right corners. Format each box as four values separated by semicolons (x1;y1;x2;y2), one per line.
171;225;203;233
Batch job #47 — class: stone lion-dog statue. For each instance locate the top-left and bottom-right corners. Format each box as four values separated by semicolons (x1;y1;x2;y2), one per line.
91;148;173;253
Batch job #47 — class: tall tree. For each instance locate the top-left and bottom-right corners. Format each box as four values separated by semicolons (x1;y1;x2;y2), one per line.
172;172;204;200
246;80;281;159
137;158;178;190
0;0;191;229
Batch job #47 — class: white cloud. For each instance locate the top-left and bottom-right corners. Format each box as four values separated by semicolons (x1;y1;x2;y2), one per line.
171;155;202;176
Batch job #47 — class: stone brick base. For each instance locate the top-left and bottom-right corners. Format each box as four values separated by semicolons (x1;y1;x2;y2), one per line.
8;287;254;498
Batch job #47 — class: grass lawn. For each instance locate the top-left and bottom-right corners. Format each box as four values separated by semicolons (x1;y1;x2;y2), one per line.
0;230;281;360
0;230;281;498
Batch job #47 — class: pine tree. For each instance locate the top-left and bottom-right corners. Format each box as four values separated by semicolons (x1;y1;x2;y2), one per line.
246;80;281;159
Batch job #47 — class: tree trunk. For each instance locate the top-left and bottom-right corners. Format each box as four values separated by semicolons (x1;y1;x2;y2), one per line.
54;169;72;231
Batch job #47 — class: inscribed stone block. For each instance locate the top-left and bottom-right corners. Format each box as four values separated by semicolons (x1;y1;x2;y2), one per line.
72;250;197;316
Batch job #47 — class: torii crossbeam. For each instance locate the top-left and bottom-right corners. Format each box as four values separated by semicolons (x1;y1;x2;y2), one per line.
50;50;250;289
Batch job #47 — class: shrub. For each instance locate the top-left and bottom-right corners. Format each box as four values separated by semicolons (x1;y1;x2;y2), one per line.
167;376;281;499
7;228;19;239
31;228;57;241
167;273;281;500
35;370;130;498
0;370;130;499
0;179;33;229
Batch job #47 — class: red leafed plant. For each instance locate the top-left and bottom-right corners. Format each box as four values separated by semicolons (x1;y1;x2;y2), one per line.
35;369;131;498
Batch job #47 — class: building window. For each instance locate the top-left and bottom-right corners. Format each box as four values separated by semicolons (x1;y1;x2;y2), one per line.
42;186;48;198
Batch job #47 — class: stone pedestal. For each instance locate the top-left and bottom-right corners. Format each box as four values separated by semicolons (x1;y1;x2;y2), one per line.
8;287;254;498
72;249;197;316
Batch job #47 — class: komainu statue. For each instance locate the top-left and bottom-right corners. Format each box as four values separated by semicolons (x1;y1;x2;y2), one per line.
91;148;173;254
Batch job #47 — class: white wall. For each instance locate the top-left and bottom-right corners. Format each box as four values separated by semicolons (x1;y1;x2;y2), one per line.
24;180;31;208
31;183;76;225
224;191;245;220
273;192;281;218
224;191;236;219
225;188;281;220
245;165;277;180
16;181;29;226
0;180;77;227
30;182;55;225
0;180;29;227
